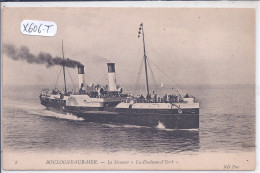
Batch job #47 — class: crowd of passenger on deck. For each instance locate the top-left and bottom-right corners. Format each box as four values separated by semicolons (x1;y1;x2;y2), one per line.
124;90;188;104
41;85;193;103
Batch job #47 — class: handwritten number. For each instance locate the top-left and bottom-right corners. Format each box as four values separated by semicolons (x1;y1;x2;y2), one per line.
38;24;42;33
21;20;56;36
25;23;50;33
29;23;34;33
33;25;37;32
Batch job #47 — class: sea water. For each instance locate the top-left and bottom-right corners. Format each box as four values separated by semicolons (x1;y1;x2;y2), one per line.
2;84;255;155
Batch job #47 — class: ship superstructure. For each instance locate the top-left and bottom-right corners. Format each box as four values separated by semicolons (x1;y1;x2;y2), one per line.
65;63;125;114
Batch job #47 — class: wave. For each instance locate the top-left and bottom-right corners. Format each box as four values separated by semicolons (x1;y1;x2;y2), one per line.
157;128;199;132
103;122;198;131
102;123;122;128
122;124;151;129
35;110;84;121
156;121;166;129
156;121;199;131
103;123;151;129
3;100;84;121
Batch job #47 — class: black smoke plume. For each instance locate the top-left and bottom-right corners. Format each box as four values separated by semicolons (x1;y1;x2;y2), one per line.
3;44;83;68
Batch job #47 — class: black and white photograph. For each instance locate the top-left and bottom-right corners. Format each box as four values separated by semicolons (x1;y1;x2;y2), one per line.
1;3;256;170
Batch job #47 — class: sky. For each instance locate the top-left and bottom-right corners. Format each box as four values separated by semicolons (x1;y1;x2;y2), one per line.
2;7;255;88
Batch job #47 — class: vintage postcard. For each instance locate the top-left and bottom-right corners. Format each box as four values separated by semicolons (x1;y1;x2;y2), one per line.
1;2;256;171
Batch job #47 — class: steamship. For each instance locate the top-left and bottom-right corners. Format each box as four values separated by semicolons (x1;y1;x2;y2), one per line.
40;23;199;129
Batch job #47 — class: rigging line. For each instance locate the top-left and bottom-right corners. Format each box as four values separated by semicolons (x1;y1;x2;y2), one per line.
54;67;63;89
148;58;180;86
133;59;144;96
116;73;127;88
85;74;95;85
147;59;163;93
85;72;107;86
67;68;76;91
146;39;186;84
148;59;191;94
96;73;107;85
138;60;145;94
148;59;161;92
138;33;185;95
130;41;143;91
147;59;158;92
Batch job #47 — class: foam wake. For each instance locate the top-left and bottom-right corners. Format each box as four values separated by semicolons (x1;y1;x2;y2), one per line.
37;110;84;121
156;121;199;131
103;123;151;129
3;100;84;121
104;121;199;131
156;121;166;129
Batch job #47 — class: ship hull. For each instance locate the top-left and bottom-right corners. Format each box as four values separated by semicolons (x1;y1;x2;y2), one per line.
41;104;199;129
40;98;66;112
66;109;199;129
40;101;199;130
115;111;199;129
74;112;199;129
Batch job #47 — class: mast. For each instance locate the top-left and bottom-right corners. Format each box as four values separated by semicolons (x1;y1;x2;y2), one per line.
139;23;150;98
62;40;67;93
